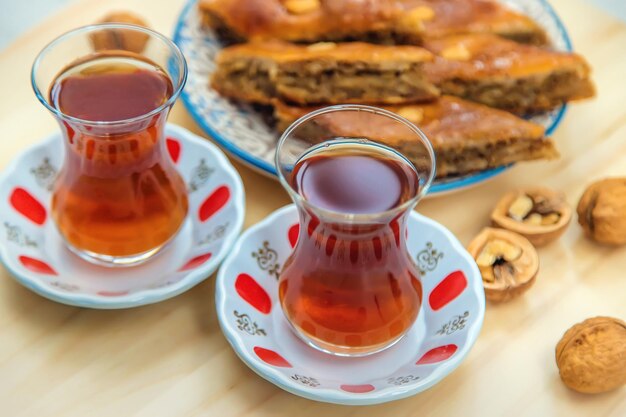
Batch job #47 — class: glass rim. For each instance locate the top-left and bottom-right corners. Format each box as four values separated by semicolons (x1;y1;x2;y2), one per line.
275;104;437;221
31;23;188;127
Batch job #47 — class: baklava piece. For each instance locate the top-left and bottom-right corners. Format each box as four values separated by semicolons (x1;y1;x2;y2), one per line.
273;96;559;177
423;34;595;113
198;0;547;45
211;41;438;105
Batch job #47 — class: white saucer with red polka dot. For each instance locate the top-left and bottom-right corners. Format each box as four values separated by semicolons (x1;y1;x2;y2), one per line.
216;205;485;405
0;124;244;308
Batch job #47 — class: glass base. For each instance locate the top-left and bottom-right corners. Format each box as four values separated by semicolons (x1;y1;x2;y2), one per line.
65;242;167;267
285;318;409;357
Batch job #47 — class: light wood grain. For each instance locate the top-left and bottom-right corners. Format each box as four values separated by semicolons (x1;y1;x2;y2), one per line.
0;0;625;415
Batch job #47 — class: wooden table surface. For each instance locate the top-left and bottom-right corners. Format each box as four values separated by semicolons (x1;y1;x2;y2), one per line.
1;0;625;415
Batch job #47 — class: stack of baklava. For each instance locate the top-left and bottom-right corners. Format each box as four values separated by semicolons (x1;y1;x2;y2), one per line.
201;0;595;177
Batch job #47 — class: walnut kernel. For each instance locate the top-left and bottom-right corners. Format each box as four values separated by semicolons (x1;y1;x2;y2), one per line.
524;213;543;226
508;194;533;220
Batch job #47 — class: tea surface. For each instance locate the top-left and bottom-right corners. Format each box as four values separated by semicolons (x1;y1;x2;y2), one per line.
50;56;172;122
291;142;419;215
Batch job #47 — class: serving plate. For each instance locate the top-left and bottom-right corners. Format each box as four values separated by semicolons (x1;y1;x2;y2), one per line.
0;124;245;309
173;0;571;195
216;205;485;405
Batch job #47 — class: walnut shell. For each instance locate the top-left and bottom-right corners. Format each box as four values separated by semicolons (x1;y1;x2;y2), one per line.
91;11;150;53
577;178;626;245
556;317;626;394
467;228;539;302
491;187;572;246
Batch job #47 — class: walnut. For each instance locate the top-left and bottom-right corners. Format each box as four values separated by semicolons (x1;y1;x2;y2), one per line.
91;11;150;53
283;0;321;14
491;187;572;246
468;228;539;302
577;178;626;245
556;317;626;394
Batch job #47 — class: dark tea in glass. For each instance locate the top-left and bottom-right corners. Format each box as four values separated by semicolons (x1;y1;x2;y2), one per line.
32;24;188;266
276;106;435;356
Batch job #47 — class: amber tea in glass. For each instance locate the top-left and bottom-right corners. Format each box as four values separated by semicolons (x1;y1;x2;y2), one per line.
32;24;188;266
276;106;436;356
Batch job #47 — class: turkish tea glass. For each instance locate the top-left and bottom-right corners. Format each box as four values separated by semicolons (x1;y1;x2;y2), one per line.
276;105;436;356
31;24;188;266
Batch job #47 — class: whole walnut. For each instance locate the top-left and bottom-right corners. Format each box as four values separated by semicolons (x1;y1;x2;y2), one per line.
556;317;626;394
577;178;626;245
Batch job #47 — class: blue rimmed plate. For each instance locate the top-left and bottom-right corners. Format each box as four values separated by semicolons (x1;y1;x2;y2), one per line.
173;0;571;196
